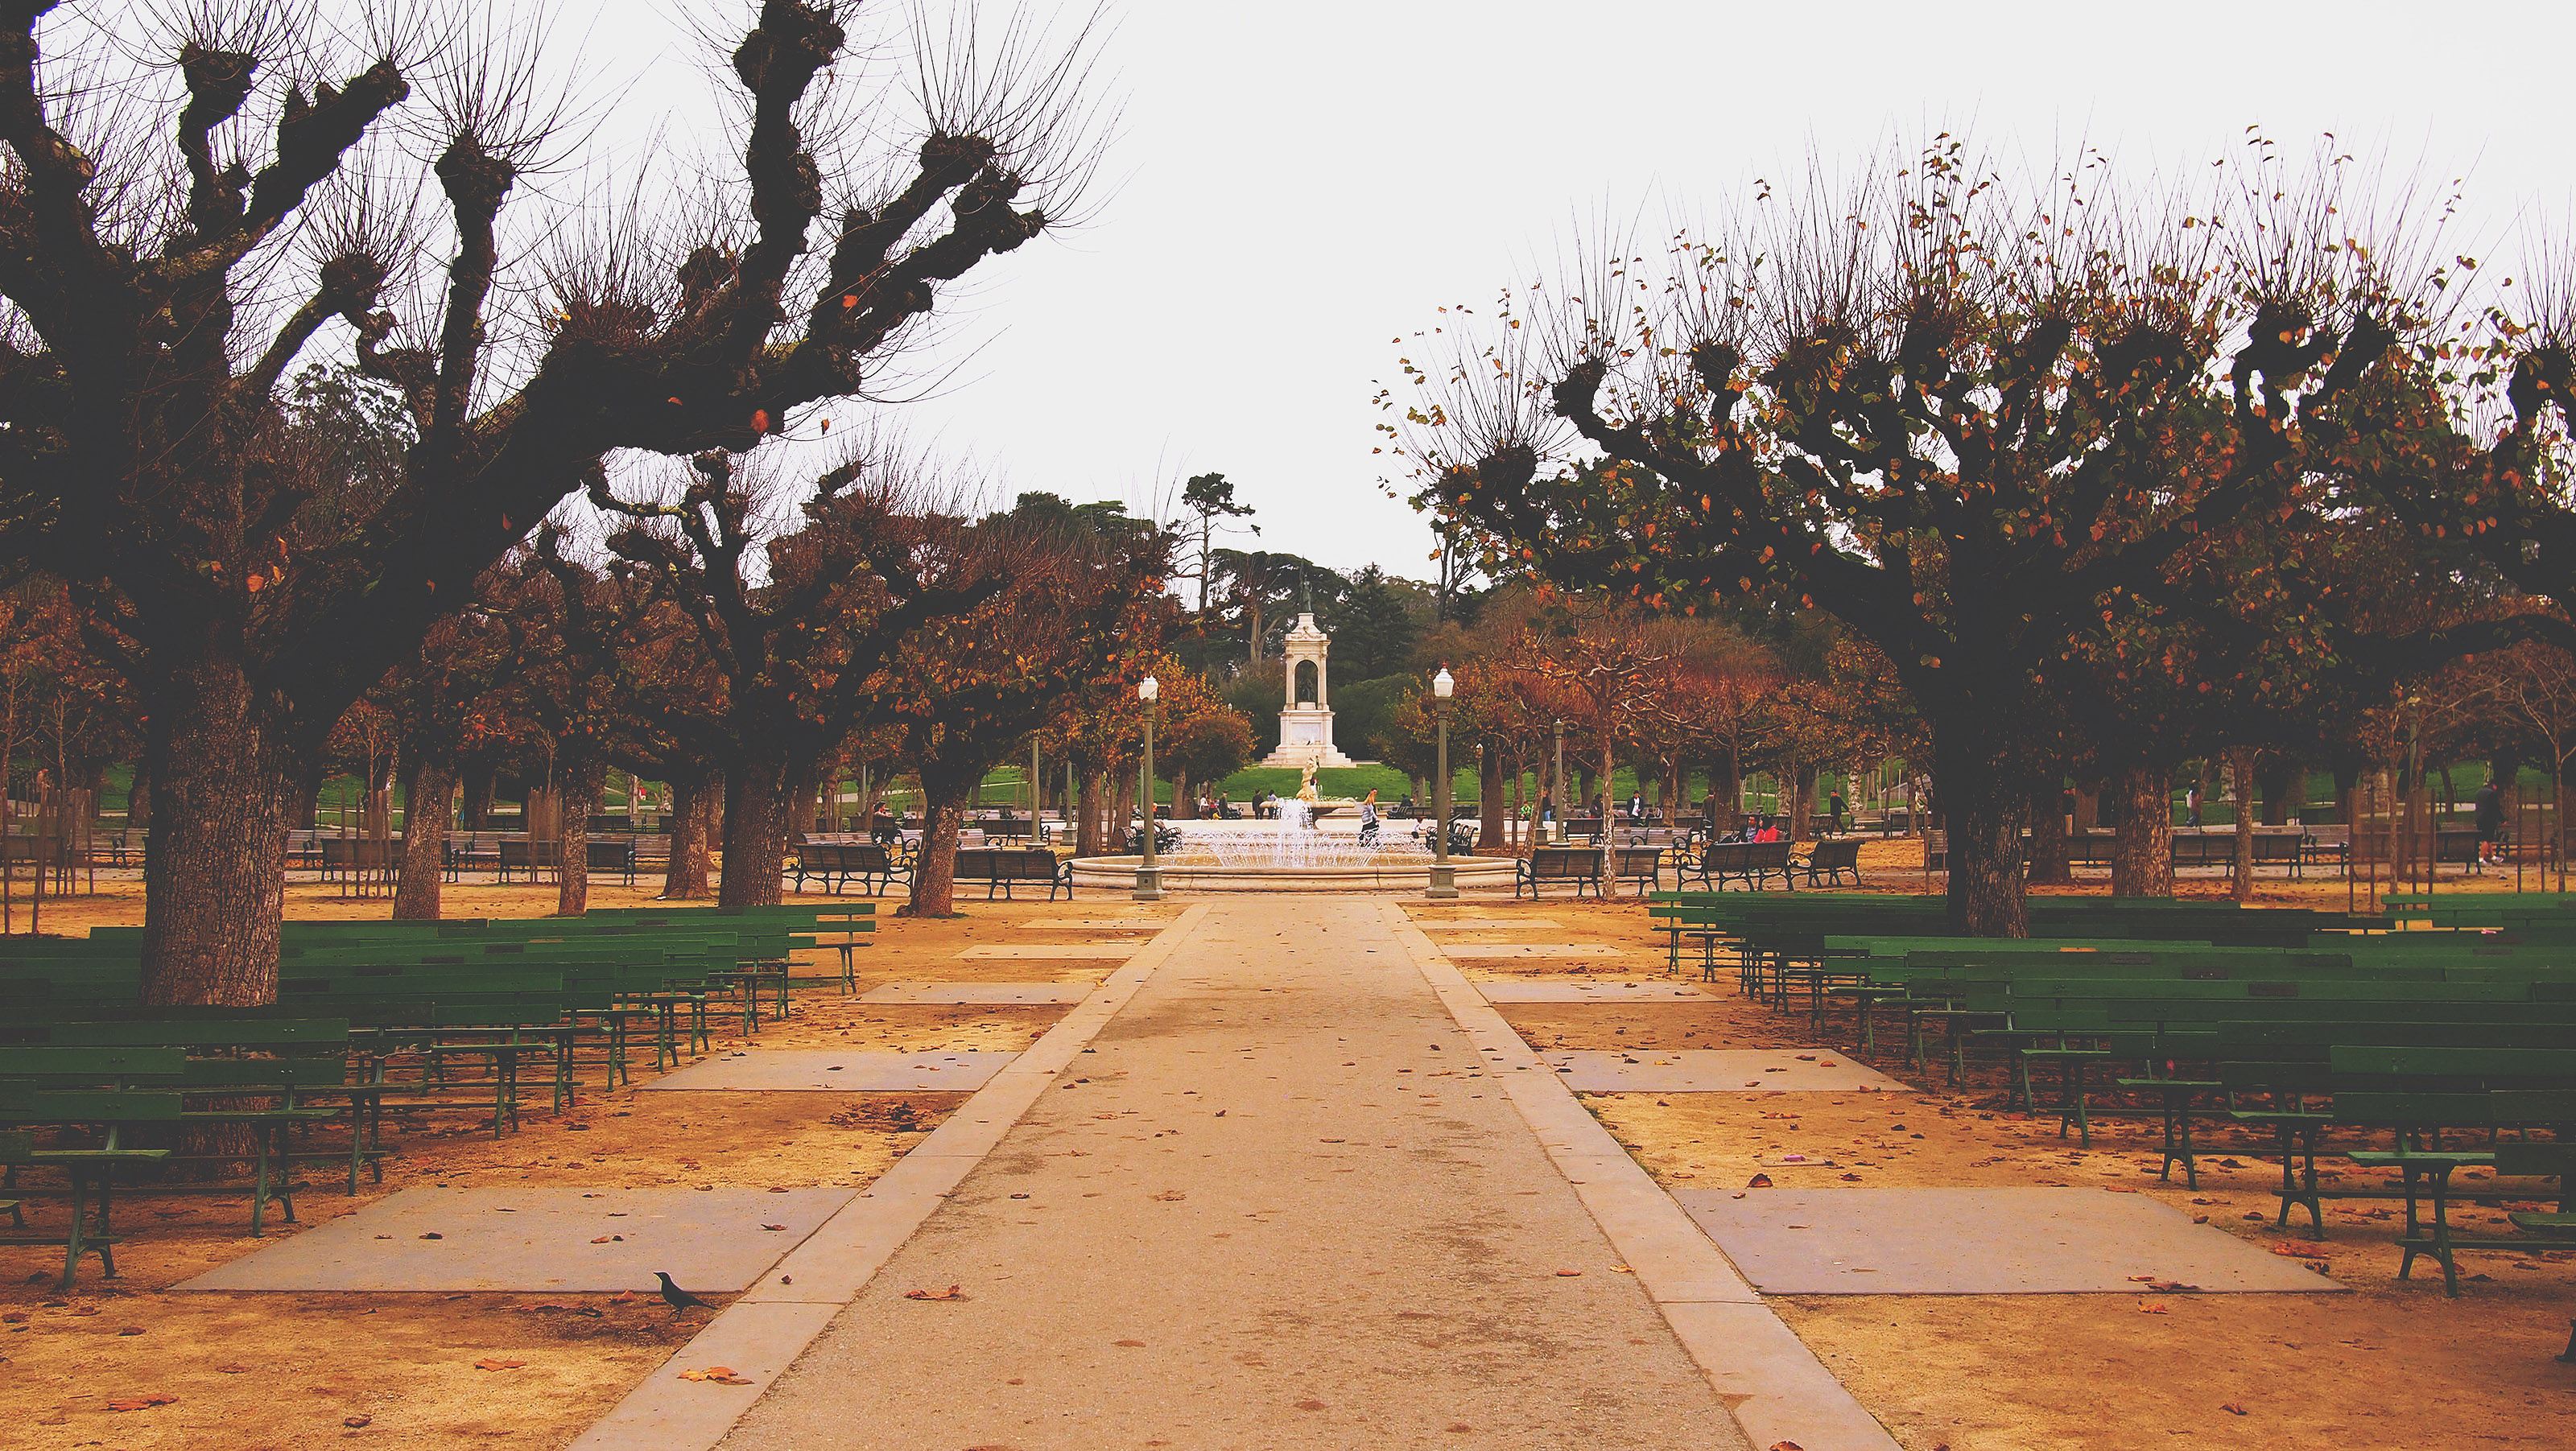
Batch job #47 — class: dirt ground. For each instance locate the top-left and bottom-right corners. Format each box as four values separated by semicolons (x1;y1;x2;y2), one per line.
1414;892;2576;1450
0;875;1175;1449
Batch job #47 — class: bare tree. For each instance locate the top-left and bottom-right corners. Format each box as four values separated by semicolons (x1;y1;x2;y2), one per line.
1394;139;2477;934
0;2;1103;1000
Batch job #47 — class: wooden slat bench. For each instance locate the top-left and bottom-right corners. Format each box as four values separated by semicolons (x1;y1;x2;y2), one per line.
953;847;1073;901
1683;840;1794;892
1800;838;1862;888
1515;847;1602;899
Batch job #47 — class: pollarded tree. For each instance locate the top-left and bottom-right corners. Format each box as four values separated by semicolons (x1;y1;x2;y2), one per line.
0;1;1100;1002
1390;140;2458;934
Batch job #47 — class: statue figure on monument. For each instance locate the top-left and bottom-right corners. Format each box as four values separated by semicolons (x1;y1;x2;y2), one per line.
1296;760;1321;805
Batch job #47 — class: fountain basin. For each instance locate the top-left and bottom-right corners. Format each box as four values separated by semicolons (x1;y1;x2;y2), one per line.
1069;853;1517;893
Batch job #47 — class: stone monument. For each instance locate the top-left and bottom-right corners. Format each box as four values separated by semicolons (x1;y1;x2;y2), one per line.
1259;612;1358;769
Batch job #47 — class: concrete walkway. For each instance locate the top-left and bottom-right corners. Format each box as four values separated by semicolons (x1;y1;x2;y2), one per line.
584;899;1893;1450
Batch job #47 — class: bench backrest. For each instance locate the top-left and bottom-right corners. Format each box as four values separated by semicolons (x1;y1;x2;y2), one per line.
1809;839;1861;868
955;847;1057;878
1529;847;1600;878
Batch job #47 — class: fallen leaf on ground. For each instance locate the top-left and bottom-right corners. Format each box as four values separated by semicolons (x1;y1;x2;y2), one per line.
1770;1441;1805;1450
904;1285;964;1301
106;1396;178;1412
2137;1300;2169;1313
2221;1404;2248;1416
591;1235;613;1243
1113;1338;1146;1347
473;1358;526;1371
345;1415;373;1428
1747;1173;1773;1189
761;1224;787;1231
1554;1269;1583;1277
679;1366;753;1385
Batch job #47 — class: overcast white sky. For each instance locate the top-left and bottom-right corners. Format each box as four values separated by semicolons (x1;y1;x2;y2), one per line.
592;0;2571;583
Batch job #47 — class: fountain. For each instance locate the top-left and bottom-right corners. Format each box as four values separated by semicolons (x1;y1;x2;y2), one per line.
1071;803;1517;892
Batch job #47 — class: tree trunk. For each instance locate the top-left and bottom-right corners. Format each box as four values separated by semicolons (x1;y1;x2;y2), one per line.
785;755;821;839
460;761;496;829
126;756;151;828
393;755;456;920
1171;765;1195;819
663;773;713;899
138;649;300;1007
2111;764;2175;899
1477;744;1505;854
1077;772;1105;857
2027;778;2072;884
555;757;609;917
905;761;976;917
290;762;324;831
1934;728;2032;936
2256;752;2301;826
718;749;791;908
2230;744;2258;903
1597;732;1616;824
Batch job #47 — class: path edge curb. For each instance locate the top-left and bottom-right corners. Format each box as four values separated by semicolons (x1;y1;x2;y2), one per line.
566;903;1211;1451
1385;902;1902;1451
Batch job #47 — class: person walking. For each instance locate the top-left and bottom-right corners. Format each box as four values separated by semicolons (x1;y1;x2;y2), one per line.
2186;782;2202;829
1827;788;1845;836
1357;789;1381;847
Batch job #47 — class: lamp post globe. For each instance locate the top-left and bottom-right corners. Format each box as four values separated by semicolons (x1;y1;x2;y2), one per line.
1428;666;1458;900
1134;675;1163;901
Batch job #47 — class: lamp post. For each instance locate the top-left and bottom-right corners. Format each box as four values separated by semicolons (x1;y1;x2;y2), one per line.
1134;676;1163;901
1551;718;1567;843
1429;667;1457;899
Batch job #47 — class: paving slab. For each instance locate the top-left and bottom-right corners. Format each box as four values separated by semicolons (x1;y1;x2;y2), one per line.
1674;1187;2347;1294
1016;919;1167;930
180;1186;849;1292
1542;1049;1910;1093
1437;942;1628;958
642;1050;1018;1092
1476;980;1715;1003
714;898;1756;1451
857;982;1092;1004
956;942;1139;959
1410;917;1563;930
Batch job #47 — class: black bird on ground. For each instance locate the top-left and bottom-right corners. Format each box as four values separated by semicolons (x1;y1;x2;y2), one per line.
656;1271;710;1317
